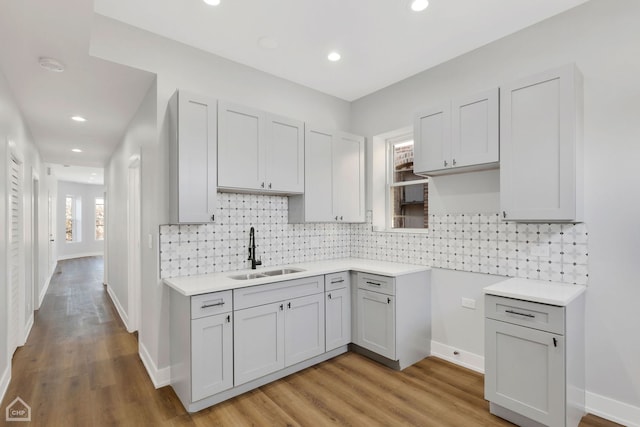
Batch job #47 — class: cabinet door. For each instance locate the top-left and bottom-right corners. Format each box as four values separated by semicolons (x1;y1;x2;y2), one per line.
284;293;325;366
357;289;395;360
500;64;582;221
325;287;351;351
218;101;264;191
171;91;217;223
265;114;304;193
234;302;285;386
485;319;565;426
191;313;233;401
451;88;499;168
304;127;334;222
414;103;451;174
332;132;365;222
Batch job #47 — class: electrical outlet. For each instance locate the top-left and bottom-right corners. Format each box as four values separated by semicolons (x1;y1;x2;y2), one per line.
461;297;476;309
530;244;550;258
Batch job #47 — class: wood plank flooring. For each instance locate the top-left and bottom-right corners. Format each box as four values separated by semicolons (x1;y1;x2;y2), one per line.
1;257;622;426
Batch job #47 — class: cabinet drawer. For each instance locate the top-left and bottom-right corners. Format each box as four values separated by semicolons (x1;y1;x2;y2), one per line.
191;290;232;319
357;273;395;296
325;271;350;291
485;295;565;335
234;275;324;310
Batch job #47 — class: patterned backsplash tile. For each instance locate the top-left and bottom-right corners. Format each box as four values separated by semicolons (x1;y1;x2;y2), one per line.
160;193;588;285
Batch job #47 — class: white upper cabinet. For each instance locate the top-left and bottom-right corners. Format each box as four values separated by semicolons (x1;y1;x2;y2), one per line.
168;90;217;224
333;132;365;222
289;127;365;223
500;64;583;222
218;101;304;194
414;88;499;176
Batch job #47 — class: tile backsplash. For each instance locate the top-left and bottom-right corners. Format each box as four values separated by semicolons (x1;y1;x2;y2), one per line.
160;193;588;285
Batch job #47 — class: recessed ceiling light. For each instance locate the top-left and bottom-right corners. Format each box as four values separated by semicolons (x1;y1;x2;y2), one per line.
410;0;429;12
258;36;279;50
327;51;341;62
71;148;82;153
203;0;220;5
38;57;65;72
71;116;87;122
91;172;97;176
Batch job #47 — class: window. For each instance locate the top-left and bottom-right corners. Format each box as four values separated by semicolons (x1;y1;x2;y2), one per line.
65;196;82;242
95;197;105;240
388;138;429;229
65;196;74;242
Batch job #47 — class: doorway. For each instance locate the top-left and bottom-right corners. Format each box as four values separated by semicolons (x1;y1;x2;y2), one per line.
30;170;39;318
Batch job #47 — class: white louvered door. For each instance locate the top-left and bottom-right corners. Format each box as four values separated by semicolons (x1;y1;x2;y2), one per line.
9;156;23;356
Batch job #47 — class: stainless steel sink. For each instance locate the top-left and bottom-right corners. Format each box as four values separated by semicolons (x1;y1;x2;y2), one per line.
229;268;305;280
229;272;268;280
261;268;305;276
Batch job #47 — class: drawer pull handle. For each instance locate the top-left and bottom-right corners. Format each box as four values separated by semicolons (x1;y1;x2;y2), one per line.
366;281;381;286
331;279;345;284
201;301;225;309
505;309;535;318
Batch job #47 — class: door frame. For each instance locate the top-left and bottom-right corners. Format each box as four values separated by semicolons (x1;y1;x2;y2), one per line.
127;154;141;333
29;168;39;322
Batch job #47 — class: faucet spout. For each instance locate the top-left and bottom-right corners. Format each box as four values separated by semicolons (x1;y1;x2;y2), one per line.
248;227;262;269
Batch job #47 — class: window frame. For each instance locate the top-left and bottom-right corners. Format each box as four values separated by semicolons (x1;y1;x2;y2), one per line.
385;135;429;232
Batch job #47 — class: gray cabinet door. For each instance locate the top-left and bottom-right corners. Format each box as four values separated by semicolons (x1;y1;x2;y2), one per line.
357;289;395;360
191;312;233;401
485;318;565;426
325;287;351;351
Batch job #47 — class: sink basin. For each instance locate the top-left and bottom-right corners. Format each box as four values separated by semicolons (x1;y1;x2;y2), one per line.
229;272;268;280
261;268;305;276
229;268;305;280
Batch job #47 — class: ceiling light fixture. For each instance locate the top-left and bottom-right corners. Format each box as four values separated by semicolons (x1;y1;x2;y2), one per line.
327;51;341;62
410;0;429;12
203;0;220;6
38;57;65;72
71;148;83;153
71;116;87;122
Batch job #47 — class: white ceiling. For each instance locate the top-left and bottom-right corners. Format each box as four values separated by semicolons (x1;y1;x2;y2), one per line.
48;164;104;186
0;0;588;185
94;0;589;101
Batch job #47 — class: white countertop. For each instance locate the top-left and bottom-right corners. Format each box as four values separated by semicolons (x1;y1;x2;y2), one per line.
483;277;586;306
164;258;430;296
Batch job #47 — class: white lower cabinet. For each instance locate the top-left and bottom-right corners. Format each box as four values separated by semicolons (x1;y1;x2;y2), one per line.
357;288;395;360
325;272;351;351
170;289;234;411
233;276;325;386
353;271;430;369
191;313;233;401
484;293;585;427
233;301;285;386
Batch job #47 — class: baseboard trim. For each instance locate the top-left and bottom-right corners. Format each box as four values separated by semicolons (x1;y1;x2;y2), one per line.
57;251;104;261
139;341;171;389
430;340;484;373
105;283;130;332
23;313;34;345
586;391;640;427
0;364;10;407
38;272;53;309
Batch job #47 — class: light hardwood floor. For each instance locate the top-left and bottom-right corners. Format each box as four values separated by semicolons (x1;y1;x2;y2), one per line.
1;257;621;426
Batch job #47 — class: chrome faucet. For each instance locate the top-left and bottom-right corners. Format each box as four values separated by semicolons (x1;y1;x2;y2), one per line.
248;226;262;269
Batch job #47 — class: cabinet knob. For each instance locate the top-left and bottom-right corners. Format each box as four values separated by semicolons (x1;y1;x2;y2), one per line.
211;214;215;222
335;216;339;221
553;337;558;347
268;183;272;189
340;216;343;221
502;211;507;219
279;304;284;311
328;293;332;300
226;315;231;323
261;182;265;188
452;158;456;166
444;160;448;167
287;302;292;309
387;297;391;304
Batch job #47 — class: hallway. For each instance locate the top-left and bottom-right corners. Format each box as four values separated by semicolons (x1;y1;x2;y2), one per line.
1;257;618;426
1;257;181;425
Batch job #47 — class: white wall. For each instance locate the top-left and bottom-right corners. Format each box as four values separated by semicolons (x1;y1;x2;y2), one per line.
351;0;640;418
0;67;51;401
56;181;105;260
91;16;353;384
